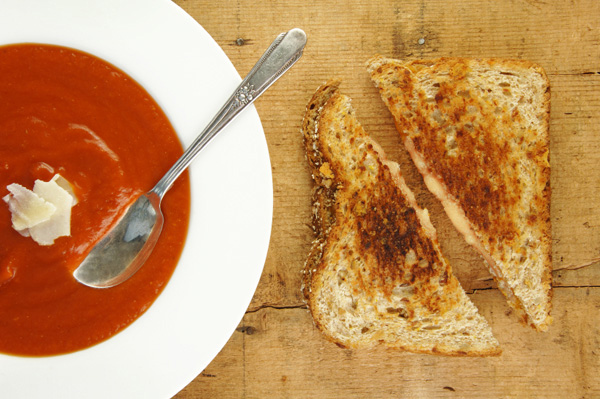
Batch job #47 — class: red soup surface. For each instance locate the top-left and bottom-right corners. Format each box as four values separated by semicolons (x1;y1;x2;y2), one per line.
0;44;190;356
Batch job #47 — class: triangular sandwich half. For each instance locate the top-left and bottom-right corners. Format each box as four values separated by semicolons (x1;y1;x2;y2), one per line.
367;56;552;331
301;80;501;355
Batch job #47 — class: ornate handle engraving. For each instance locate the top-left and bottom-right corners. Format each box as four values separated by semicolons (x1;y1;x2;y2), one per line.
233;84;256;108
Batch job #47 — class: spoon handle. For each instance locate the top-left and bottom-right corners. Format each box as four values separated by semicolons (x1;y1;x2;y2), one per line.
152;28;307;199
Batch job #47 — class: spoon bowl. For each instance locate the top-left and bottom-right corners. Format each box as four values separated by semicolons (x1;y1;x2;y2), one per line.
73;192;163;287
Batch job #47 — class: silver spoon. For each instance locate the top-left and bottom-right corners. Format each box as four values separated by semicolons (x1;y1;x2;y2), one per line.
74;28;307;288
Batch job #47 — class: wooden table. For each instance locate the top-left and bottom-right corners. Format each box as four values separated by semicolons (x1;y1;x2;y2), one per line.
173;0;600;397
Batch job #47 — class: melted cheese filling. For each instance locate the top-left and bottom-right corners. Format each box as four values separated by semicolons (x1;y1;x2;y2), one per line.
403;137;500;271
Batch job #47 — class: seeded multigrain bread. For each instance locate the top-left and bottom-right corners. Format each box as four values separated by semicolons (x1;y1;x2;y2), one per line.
367;56;552;331
301;80;501;356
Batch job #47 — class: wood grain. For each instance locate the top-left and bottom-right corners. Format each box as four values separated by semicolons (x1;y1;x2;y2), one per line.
181;289;600;398
172;0;600;397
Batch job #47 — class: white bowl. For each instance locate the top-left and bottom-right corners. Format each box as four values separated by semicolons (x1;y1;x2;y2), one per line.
0;0;272;397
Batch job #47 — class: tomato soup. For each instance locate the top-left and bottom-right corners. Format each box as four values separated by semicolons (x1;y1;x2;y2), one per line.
0;44;190;356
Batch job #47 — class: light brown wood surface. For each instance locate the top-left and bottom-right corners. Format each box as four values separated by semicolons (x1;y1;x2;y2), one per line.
172;0;600;397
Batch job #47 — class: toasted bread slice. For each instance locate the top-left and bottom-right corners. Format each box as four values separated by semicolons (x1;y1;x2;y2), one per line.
302;80;501;356
367;56;552;331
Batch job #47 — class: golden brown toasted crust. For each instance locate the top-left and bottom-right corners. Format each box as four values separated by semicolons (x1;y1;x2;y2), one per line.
367;56;552;331
302;80;501;356
302;79;341;300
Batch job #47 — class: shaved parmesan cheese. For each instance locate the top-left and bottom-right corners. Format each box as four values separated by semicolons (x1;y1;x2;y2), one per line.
3;184;56;232
51;174;78;206
30;177;75;245
3;174;77;246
